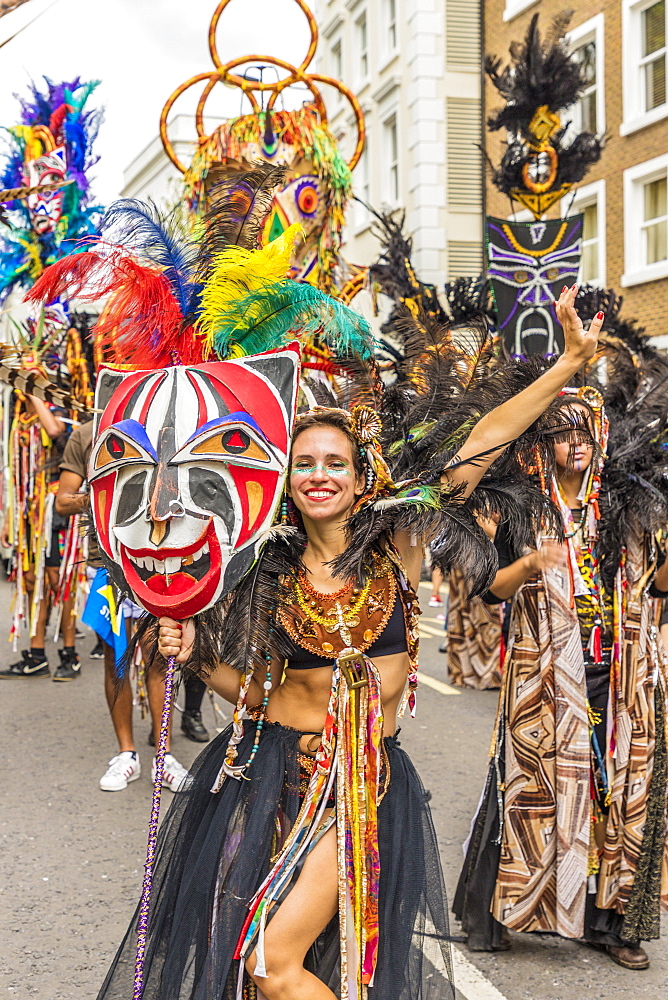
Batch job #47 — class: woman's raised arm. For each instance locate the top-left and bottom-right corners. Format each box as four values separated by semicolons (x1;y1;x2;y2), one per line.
442;285;602;497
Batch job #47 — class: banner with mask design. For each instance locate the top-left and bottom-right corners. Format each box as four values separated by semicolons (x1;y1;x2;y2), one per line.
486;215;583;358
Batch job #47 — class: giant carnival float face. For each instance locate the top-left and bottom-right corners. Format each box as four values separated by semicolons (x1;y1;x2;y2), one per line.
190;112;343;289
88;348;299;620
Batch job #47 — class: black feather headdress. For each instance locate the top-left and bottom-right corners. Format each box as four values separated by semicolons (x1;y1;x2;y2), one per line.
486;12;604;215
486;12;583;136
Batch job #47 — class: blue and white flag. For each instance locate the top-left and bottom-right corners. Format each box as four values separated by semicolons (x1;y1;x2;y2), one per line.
82;567;128;673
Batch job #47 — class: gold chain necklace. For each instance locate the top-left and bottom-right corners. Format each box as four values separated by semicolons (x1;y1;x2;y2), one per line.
293;574;372;648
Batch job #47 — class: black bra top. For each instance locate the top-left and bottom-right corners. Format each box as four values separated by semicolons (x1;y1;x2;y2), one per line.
283;594;408;670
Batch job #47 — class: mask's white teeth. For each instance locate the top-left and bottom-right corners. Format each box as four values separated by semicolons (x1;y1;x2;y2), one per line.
164;556;180;575
135;556;148;570
202;542;210;556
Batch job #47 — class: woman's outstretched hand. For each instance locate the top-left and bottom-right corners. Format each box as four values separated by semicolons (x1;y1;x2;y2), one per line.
158;616;195;664
556;284;604;364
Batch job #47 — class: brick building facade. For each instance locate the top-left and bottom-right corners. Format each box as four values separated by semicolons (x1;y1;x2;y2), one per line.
484;0;668;342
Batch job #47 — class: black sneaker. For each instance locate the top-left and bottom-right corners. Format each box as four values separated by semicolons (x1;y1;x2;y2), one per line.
181;710;210;743
89;639;104;659
0;650;50;678
53;649;81;682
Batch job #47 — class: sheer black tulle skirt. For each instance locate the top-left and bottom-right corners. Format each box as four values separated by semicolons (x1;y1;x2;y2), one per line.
97;721;455;999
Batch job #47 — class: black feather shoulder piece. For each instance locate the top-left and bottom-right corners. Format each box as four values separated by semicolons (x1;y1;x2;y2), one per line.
443;275;495;326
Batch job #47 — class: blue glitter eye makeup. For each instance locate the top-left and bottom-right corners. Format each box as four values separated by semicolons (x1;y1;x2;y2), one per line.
291;463;351;476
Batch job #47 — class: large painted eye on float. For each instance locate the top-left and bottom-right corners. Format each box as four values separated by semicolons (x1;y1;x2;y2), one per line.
89;419;158;481
172;412;283;469
294;177;321;219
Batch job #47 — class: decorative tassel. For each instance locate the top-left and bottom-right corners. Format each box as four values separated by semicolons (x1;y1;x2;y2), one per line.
211;669;255;790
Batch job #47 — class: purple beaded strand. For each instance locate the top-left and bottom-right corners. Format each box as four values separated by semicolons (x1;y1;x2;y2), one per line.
132;653;176;1000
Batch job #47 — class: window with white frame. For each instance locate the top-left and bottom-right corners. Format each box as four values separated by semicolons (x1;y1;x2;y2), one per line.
330;37;343;82
623;154;668;285
641;0;666;110
580;203;601;282
354;143;371;230
567;15;605;136
382;113;399;205
564;180;606;286
575;40;598;131
383;0;398;55
622;0;668;134
642;175;667;262
503;0;539;22
356;11;369;81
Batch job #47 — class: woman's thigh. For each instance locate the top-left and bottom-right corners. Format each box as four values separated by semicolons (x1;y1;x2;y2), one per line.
249;824;338;970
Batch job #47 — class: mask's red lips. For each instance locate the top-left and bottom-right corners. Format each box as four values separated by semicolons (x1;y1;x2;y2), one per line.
120;521;222;618
123;521;211;561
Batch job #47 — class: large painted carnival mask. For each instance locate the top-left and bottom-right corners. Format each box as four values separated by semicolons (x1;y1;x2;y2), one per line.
24;145;67;235
487;215;583;357
89;347;300;619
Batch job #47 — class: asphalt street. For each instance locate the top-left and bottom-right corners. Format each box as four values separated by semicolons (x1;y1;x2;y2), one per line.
1;577;666;999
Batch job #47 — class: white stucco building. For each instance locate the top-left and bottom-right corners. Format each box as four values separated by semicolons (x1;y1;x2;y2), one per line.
121;115;219;205
315;0;483;286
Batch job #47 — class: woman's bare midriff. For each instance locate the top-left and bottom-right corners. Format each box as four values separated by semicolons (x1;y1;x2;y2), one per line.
265;651;410;743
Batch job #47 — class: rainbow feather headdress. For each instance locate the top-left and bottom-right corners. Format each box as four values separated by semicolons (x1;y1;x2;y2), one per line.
0;77;103;300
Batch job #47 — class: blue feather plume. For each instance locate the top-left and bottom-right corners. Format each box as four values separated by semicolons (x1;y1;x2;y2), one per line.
101;199;198;315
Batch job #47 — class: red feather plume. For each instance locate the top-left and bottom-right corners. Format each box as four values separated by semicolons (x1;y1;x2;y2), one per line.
26;250;206;369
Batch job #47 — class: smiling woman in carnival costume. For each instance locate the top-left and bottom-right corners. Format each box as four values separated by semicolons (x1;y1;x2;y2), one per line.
28;170;602;999
455;346;668;971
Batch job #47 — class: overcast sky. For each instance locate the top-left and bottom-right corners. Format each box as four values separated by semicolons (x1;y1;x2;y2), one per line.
0;0;312;204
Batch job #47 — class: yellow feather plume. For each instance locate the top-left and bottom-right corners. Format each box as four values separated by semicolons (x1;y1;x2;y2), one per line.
13;126;43;163
197;223;304;357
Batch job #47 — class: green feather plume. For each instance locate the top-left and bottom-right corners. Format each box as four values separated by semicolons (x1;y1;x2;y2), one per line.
210;280;374;360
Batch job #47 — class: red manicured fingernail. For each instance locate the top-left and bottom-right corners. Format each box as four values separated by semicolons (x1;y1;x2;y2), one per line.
175;623;183;630
596;311;604;320
561;286;567;293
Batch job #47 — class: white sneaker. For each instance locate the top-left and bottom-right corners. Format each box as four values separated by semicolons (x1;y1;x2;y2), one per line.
428;596;444;608
100;751;141;792
152;753;189;792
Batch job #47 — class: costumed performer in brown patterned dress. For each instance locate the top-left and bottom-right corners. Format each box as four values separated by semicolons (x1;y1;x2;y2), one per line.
455;382;668;971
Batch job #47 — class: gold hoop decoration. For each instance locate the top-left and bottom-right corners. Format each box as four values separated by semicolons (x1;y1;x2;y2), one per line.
338;268;368;306
521;145;558;195
208;0;319;78
160;0;365;174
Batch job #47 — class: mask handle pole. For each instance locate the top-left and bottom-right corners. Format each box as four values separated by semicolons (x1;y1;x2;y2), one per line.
132;650;177;999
